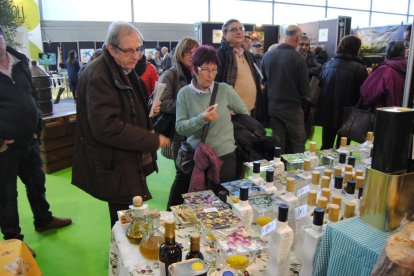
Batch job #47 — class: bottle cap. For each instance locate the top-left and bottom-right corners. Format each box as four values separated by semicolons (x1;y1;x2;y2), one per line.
334;175;343;189
218;190;228;203
132;196;143;207
311;171;320;185
303;159;311;171
317;197;328;210
190;233;201;251
239;186;249;201
358;185;364;199
340;137;347;147
278;204;289;222
223;271;234;276
339;152;347;164
309;142;317;153
328;204;340;222
367;131;374;142
313;208;325;226
344;201;356;218
266;169;274;182
334;166;342;176
356;176;364;188
274;147;281;158
331;194;342;206
355;170;364;177
321;176;330;188
344;171;353;184
346;180;356;195
286;177;295;193
324;169;333;178
321;188;331;199
253;161;260;173
345;164;353;172
348;156;356;167
307;190;317;206
164;221;176;238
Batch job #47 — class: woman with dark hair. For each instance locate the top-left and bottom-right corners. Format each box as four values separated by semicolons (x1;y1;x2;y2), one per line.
66;49;80;99
175;45;248;194
360;41;407;108
315;35;368;149
162;37;199;210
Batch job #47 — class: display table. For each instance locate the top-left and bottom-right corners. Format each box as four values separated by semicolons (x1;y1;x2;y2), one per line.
109;220;270;276
0;239;41;276
313;217;393;276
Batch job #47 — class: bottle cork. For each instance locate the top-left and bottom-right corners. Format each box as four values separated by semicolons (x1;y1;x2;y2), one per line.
317;196;328;211
309;142;317;153
334;166;342;176
328;204;340;222
344;201;356;219
355;170;364;178
340;137;347;147
332;194;342;206
321;176;330;189
307;190;317;206
132;196;143;207
345;165;353;172
311;171;320;185
344;171;353;184
324;169;333;178
321;188;331;201
286;177;295;193
366;132;374;142
356;176;365;189
303;159;311;172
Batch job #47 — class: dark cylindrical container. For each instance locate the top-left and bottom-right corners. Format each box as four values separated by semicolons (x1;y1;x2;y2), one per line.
32;76;53;116
372;107;414;173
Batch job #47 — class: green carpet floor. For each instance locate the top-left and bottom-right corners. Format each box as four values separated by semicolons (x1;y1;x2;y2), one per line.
17;127;323;275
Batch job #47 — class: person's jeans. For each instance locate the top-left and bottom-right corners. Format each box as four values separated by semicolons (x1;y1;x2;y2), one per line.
0;140;53;240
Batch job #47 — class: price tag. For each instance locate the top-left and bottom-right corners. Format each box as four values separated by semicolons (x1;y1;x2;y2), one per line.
203;207;218;213
295;204;308;221
261;219;277;238
297;184;310;198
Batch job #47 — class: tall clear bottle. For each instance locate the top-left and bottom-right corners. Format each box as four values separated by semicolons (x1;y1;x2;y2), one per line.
360;132;374;160
140;209;164;260
298;208;325;276
159;221;182;276
338;137;349;155
233;186;254;226
280;177;298;237
333;175;343;196
273;146;285;176
265;204;294;276
249;161;264;185
262;169;278;196
310;171;321;192
126;196;149;244
308;142;319;168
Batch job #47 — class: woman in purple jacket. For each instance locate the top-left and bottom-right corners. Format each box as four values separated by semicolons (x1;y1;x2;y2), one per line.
360;41;407;109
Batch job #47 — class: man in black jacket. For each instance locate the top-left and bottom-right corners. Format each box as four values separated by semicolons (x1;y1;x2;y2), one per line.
0;26;72;256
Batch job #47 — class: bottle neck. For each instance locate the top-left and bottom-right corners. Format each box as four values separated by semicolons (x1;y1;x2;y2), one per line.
190;241;200;252
164;236;176;245
312;224;323;232
239;200;249;207
274;157;281;163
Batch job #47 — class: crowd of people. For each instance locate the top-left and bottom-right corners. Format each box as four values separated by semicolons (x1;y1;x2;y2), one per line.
0;20;411;258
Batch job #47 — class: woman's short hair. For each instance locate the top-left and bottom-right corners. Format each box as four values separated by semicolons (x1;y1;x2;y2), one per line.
105;21;143;48
222;19;241;33
192;45;219;69
386;41;405;59
173;37;199;63
336;35;362;56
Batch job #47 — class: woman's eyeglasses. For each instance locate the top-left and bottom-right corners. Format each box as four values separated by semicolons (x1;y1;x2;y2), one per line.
227;27;245;33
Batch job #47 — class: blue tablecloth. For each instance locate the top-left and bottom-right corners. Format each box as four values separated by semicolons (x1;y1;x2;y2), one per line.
313;217;392;276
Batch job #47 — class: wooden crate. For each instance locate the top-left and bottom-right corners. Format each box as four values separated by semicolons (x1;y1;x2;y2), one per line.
42;156;73;174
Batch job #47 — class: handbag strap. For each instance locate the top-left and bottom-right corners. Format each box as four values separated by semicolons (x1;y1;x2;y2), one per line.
200;82;219;143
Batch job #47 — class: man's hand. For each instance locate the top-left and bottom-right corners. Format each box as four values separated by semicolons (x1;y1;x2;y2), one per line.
202;103;218;122
152;101;161;118
158;134;170;148
0;140;14;152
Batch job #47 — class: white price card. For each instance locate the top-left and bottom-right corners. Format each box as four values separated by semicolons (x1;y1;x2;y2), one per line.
295;204;308;221
297;184;310;198
261;219;277;238
203;207;218;213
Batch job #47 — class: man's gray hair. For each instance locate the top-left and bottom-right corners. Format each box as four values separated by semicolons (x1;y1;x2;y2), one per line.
105;21;143;47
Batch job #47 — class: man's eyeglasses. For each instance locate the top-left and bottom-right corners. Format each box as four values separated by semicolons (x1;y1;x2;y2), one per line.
227;27;245;33
299;43;310;47
198;67;218;74
252;44;262;48
113;44;144;56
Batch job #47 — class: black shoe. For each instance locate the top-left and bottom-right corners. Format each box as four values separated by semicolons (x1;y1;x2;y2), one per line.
35;216;72;232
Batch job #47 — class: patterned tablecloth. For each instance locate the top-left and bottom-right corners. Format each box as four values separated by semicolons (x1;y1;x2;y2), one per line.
109;220;269;276
312;217;393;276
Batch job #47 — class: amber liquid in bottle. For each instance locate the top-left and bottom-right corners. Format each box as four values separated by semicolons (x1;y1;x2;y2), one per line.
140;210;164;260
158;221;182;276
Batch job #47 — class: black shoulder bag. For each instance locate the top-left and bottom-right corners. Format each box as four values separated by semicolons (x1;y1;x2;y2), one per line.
176;82;219;175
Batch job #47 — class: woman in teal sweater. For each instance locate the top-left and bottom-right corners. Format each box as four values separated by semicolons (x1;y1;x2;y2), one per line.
176;45;248;190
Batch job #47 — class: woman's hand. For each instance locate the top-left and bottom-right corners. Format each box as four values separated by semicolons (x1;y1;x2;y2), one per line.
202;103;218;122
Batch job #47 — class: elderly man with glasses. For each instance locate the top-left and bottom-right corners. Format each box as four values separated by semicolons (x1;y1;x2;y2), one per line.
72;21;170;228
